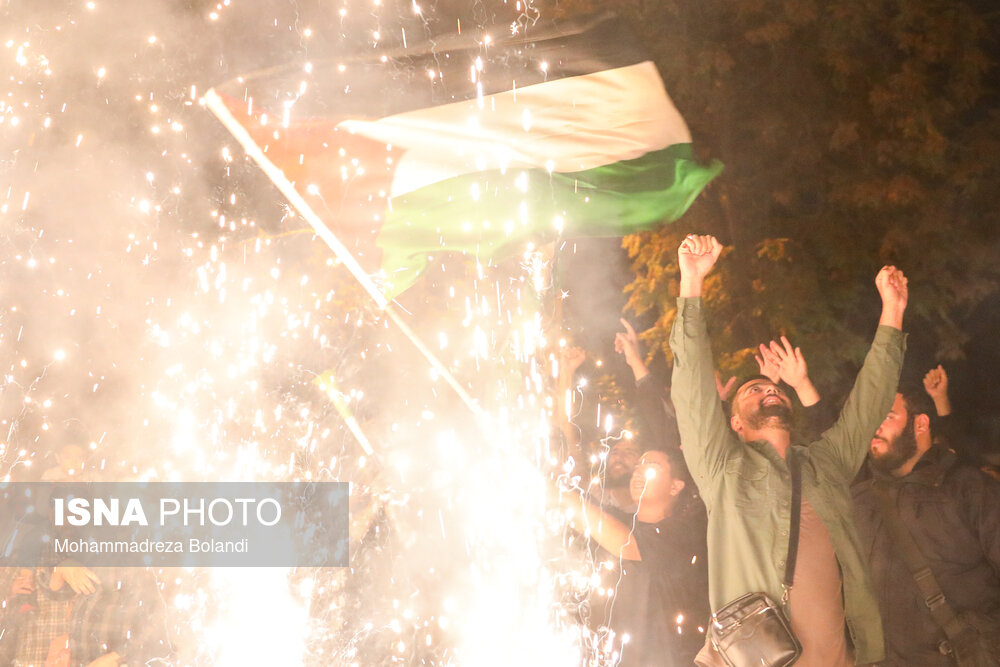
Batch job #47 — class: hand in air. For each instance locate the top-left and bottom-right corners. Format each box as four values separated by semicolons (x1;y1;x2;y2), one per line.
755;344;781;384
875;265;908;328
715;372;736;401
767;336;810;391
614;319;642;368
560;346;586;379
923;364;948;401
677;234;723;282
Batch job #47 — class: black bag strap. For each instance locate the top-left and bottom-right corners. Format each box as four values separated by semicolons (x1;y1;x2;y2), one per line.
873;483;980;662
782;450;802;595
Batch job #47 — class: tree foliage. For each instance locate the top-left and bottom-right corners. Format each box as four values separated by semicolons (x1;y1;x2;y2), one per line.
543;0;1000;400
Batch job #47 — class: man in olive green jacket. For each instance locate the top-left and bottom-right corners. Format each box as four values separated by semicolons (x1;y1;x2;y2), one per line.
670;234;908;666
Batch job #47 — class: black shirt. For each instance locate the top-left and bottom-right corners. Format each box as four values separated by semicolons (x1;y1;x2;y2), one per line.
590;501;711;667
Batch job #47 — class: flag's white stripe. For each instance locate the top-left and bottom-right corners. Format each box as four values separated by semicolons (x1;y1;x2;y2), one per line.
337;61;690;197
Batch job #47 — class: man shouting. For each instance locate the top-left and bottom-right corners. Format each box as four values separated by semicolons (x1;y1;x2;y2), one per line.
670;234;907;666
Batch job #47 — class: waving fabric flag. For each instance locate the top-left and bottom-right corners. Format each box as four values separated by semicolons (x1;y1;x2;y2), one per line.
208;13;722;297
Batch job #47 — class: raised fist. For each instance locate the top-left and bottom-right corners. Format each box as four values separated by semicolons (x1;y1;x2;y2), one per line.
560;346;586;379
875;265;908;315
677;234;723;282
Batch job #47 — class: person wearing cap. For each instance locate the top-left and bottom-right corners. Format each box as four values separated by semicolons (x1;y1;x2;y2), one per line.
669;234;908;666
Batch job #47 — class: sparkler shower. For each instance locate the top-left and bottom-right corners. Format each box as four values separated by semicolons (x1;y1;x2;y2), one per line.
0;1;671;665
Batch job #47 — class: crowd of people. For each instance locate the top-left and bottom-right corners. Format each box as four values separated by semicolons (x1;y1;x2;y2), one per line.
3;233;998;667
552;235;1000;666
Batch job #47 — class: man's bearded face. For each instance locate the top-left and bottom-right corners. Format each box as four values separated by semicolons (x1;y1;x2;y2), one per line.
870;394;918;473
735;380;793;430
606;441;641;487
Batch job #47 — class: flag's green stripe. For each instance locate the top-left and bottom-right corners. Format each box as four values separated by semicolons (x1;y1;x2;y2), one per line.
376;144;722;296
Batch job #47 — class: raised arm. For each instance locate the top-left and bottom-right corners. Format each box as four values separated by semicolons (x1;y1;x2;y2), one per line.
812;266;908;477
923;364;951;417
763;336;821;408
876;265;907;331
551;485;641;561
759;337;829;439
635;374;683;455
617;319;681;452
615;318;650;383
677;234;723;298
922;364;963;449
555;345;586;455
670;235;738;486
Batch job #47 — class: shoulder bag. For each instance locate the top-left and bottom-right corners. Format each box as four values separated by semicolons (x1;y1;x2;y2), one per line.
709;451;802;667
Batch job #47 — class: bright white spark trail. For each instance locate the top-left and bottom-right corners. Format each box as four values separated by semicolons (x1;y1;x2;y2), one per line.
0;1;623;664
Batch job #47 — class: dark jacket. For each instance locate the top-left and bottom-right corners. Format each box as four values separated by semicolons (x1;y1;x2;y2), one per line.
852;446;1000;665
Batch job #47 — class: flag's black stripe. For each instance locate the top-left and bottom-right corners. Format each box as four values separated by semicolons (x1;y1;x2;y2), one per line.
216;13;650;120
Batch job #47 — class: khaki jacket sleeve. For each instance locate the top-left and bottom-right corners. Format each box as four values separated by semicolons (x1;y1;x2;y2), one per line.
811;326;906;480
669;298;739;489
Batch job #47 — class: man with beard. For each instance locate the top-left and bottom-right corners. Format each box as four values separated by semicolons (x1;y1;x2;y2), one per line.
557;319;685;516
852;389;1000;665
598;438;642;513
670;234;907;666
557;344;643;514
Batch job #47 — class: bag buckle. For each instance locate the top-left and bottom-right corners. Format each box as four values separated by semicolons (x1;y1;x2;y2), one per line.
925;592;946;611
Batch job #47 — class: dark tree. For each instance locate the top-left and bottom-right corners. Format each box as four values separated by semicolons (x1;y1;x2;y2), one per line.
544;0;1000;404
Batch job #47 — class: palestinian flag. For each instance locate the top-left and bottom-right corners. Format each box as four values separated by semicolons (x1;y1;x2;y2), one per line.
207;13;722;298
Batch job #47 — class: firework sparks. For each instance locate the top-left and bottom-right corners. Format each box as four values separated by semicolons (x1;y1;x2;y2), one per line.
0;2;648;665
